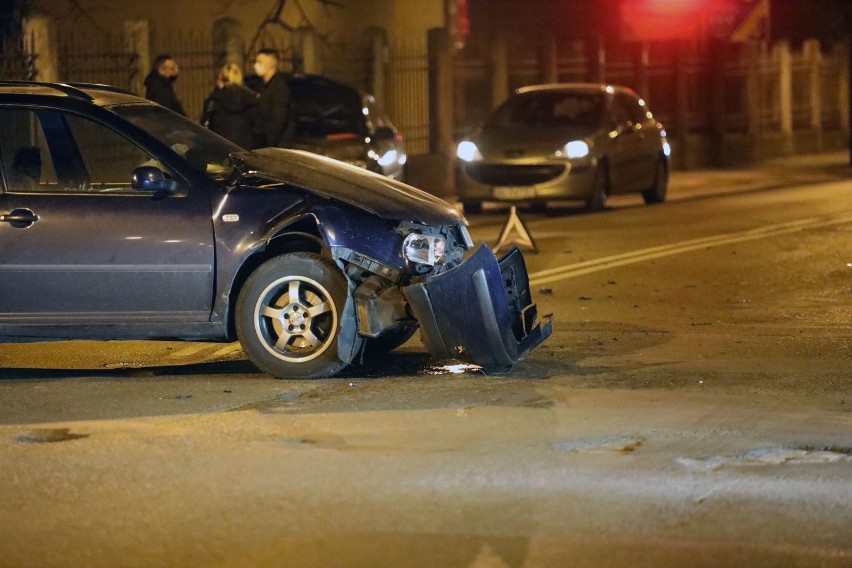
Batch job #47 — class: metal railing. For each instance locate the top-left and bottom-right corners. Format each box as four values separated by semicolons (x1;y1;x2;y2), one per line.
0;36;37;81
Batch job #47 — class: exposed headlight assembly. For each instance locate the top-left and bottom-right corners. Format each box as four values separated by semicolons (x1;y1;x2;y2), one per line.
403;233;447;266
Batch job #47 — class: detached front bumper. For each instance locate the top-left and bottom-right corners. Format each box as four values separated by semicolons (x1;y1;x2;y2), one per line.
403;244;552;371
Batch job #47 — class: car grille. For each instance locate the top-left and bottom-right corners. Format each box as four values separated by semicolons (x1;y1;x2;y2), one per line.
465;163;566;186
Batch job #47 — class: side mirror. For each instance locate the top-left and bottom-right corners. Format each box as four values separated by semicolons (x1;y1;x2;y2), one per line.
373;126;396;141
132;166;179;192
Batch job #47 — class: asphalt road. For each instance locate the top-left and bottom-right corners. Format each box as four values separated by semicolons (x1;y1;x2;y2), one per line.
0;156;850;567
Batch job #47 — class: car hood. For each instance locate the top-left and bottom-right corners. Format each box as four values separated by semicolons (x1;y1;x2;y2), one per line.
230;148;463;226
474;125;598;160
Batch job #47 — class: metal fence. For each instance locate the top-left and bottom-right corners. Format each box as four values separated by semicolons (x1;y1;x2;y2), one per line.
0;37;37;80
10;24;846;164
791;50;812;129
322;37;370;93
453;38;491;138
386;39;430;155
57;31;136;91
820;52;843;130
158;30;218;123
453;37;848;141
51;29;217;123
724;49;750;132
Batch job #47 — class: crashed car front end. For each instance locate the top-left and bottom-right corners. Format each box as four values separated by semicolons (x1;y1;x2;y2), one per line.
333;215;552;372
228;148;551;373
403;244;552;371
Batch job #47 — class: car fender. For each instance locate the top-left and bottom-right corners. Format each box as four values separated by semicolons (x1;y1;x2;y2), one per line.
217;199;385;365
257;207;369;366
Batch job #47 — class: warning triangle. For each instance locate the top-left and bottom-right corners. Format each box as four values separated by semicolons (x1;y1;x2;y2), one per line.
466;544;512;568
493;205;539;254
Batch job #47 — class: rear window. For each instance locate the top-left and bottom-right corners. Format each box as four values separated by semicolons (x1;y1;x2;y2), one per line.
487;91;604;129
288;79;366;139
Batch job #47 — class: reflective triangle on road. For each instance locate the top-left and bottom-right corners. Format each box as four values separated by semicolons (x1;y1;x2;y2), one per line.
493;205;539;254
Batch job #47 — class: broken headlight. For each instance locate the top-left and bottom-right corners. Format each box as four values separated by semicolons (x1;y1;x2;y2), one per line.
403;233;447;266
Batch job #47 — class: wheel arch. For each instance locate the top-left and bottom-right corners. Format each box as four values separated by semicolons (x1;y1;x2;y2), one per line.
225;217;326;339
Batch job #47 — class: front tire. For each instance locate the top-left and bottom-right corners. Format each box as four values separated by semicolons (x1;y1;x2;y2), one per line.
585;165;608;212
642;158;668;205
236;253;350;379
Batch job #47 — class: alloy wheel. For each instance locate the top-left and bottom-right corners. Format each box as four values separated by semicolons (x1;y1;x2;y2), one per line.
253;276;338;363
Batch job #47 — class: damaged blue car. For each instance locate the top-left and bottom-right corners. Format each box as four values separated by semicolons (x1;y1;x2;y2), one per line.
0;82;551;378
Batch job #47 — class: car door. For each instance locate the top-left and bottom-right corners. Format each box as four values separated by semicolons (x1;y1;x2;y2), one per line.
606;93;645;193
0;107;215;332
622;93;661;190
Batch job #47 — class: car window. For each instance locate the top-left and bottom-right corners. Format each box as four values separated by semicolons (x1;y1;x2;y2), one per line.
610;95;634;127
486;91;604;129
111;104;241;180
0;108;59;192
65;114;161;192
0;108;173;195
612;93;647;127
289;80;367;139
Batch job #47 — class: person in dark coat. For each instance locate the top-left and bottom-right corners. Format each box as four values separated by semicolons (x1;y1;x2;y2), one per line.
252;48;294;147
144;54;186;116
201;63;263;149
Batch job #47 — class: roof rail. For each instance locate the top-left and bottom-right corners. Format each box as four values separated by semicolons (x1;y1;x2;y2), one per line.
0;80;93;101
66;82;136;96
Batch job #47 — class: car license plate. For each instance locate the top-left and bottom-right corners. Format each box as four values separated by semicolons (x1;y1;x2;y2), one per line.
493;186;536;200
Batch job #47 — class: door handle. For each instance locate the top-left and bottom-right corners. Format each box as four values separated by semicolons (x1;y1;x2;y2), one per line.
0;208;39;228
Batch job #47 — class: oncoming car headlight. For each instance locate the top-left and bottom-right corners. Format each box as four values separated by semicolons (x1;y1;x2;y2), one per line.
456;141;483;162
368;149;401;167
403;233;447;266
553;140;590;160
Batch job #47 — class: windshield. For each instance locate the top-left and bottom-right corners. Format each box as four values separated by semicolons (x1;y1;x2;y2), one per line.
110;104;243;180
486;91;604;129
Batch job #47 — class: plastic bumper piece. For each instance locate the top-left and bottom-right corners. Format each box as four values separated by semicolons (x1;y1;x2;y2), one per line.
403;244;552;370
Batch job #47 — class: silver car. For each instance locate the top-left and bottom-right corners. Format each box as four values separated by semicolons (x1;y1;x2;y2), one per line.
455;84;671;212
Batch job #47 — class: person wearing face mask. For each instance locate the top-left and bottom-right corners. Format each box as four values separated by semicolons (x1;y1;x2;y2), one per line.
201;63;263;149
144;54;186;117
252;48;294;148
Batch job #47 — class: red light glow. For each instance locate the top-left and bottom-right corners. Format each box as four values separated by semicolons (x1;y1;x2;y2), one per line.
620;0;733;42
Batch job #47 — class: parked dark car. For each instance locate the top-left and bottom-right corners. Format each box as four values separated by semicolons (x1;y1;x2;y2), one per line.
0;81;550;378
456;84;671;212
248;73;407;180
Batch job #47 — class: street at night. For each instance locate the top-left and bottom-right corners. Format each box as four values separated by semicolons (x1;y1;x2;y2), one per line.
2;0;851;564
1;154;849;567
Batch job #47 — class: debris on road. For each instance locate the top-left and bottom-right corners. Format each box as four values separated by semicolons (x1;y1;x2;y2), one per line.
551;435;645;454
14;428;89;444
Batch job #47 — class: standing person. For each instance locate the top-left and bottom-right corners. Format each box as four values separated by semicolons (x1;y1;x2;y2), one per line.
144;54;186;116
201;63;263;149
252;48;294;147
